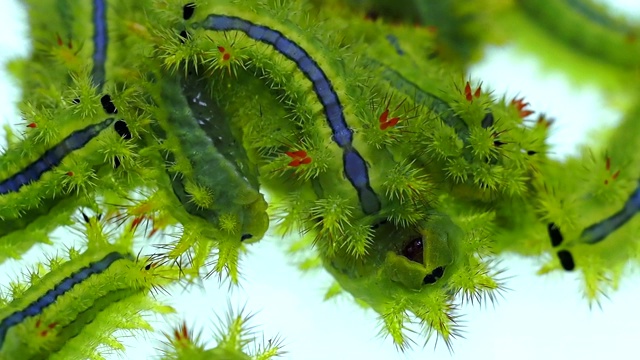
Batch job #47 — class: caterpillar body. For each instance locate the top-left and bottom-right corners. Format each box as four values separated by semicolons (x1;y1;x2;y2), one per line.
195;13;381;215
0;118;114;195
0;238;178;359
517;0;640;68
4;0;640;356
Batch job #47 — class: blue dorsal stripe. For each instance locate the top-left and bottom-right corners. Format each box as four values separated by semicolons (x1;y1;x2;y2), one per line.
344;149;381;214
200;15;354;147
581;182;640;244
0;118;115;195
0;251;128;347
199;14;381;215
385;34;405;56
92;0;108;90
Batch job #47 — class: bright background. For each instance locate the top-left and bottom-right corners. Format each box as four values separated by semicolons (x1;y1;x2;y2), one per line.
1;1;640;359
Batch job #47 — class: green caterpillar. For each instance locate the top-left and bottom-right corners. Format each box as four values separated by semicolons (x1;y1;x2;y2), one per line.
3;0;640;356
0;216;178;359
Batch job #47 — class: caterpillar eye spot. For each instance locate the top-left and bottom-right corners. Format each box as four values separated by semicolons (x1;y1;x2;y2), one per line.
240;234;253;241
401;237;424;264
145;263;152;271
114;120;132;140
183;3;196;20
557;250;575;271
100;94;117;114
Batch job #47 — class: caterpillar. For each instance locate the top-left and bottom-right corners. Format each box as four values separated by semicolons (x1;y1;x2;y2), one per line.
0;118;114;195
3;0;640;357
0;251;127;347
493;0;640;92
159;309;285;360
0;236;178;359
195;14;381;215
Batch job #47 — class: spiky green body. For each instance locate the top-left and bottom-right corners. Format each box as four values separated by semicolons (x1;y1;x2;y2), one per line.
0;0;639;356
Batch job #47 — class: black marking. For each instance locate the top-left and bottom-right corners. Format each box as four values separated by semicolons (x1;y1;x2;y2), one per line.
100;94;117;114
481;112;494;128
432;266;444;278
183;3;196;20
81;211;90;223
113;156;121;169
179;29;190;43
557;250;575;271
548;222;563;247
422;266;445;285
240;233;253;241
114;120;132;140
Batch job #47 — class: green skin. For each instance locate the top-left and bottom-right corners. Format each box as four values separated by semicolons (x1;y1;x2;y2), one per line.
155;75;269;242
3;0;640;354
517;0;640;69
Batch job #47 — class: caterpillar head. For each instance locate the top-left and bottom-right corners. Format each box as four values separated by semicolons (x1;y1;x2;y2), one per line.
325;214;459;294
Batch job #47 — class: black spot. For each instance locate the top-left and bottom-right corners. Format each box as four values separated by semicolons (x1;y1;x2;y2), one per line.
557;250;575;271
548;222;563;247
145;263;152;271
423;266;445;285
401;237;424;264
101;94;118;114
81;211;90;223
114;156;121;169
72;98;80;104
114;120;132;140
481;112;494;128
179;30;190;43
423;273;437;284
183;3;196;20
240;234;253;241
432;266;445;278
371;219;388;230
527;150;537;156
493;140;506;147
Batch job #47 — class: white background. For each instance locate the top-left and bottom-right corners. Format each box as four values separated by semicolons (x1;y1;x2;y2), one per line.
1;1;640;359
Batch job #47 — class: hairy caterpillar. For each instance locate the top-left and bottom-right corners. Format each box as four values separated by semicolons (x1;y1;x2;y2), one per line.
516;0;640;69
3;0;640;357
159;308;285;360
194;13;381;215
0;237;178;359
0;118;114;195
